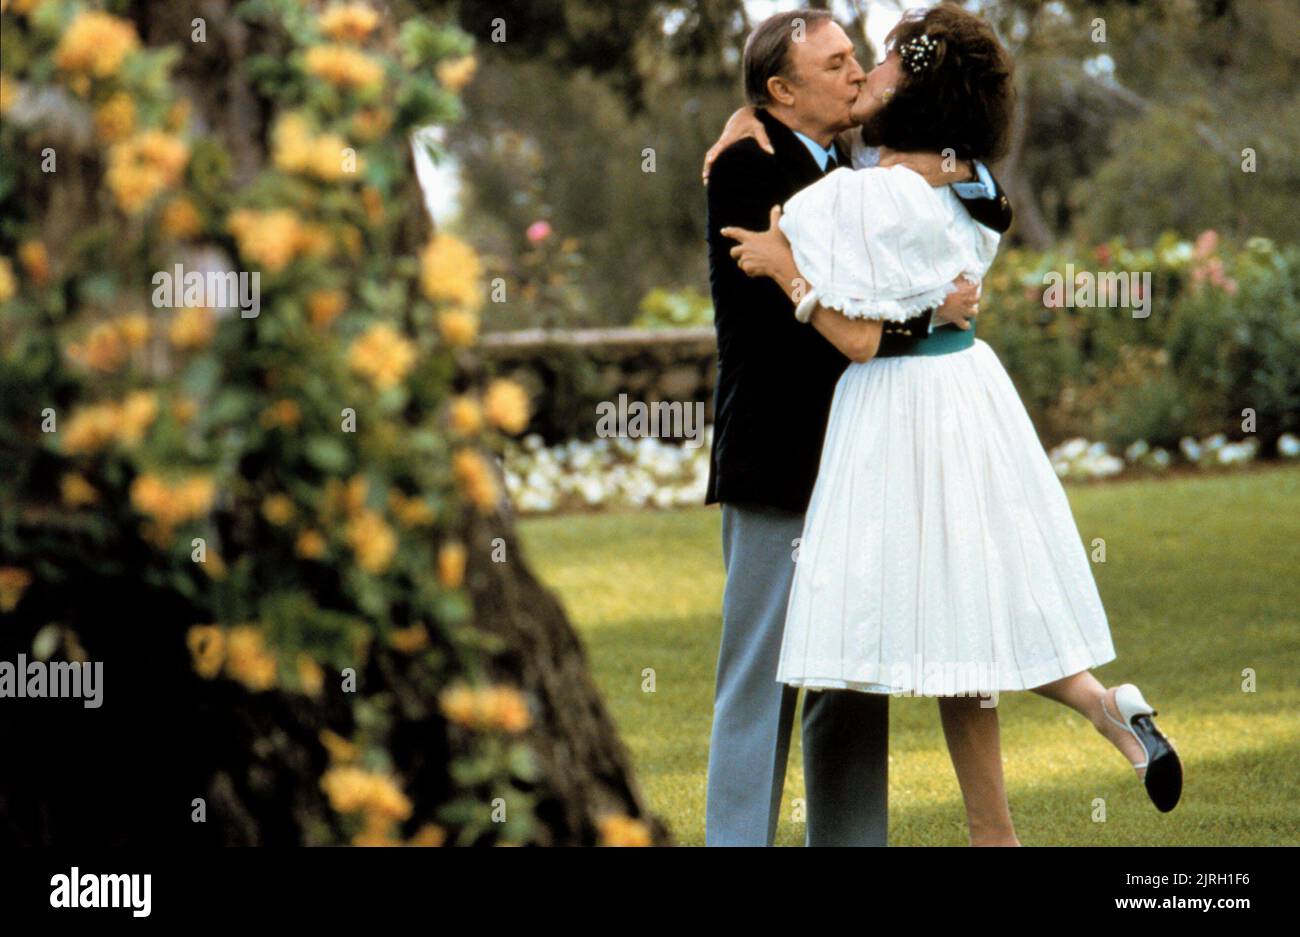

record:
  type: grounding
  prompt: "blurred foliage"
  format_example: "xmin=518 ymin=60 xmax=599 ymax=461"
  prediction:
xmin=0 ymin=0 xmax=547 ymax=846
xmin=417 ymin=0 xmax=1300 ymax=326
xmin=634 ymin=285 xmax=714 ymax=330
xmin=980 ymin=232 xmax=1300 ymax=450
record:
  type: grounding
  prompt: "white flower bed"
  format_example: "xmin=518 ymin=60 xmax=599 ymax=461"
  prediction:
xmin=504 ymin=430 xmax=712 ymax=514
xmin=1050 ymin=432 xmax=1297 ymax=481
xmin=503 ymin=429 xmax=1300 ymax=514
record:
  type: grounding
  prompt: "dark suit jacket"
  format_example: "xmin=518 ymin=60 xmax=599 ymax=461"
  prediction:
xmin=704 ymin=108 xmax=1013 ymax=513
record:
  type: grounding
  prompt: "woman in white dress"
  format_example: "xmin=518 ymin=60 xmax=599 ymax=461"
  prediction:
xmin=714 ymin=4 xmax=1181 ymax=844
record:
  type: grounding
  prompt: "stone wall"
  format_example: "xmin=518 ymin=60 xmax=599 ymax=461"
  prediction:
xmin=478 ymin=327 xmax=717 ymax=443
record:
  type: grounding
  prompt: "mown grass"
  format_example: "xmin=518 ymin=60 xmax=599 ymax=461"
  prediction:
xmin=519 ymin=465 xmax=1300 ymax=846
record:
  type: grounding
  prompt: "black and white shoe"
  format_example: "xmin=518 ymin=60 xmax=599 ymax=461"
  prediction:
xmin=1102 ymin=683 xmax=1183 ymax=813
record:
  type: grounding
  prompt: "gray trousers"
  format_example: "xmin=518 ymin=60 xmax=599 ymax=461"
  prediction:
xmin=705 ymin=502 xmax=888 ymax=846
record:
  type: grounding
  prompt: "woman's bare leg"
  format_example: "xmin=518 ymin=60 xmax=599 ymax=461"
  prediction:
xmin=937 ymin=695 xmax=1020 ymax=846
xmin=1031 ymin=671 xmax=1148 ymax=775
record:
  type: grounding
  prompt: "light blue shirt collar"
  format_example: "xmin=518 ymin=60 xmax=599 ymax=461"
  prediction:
xmin=791 ymin=130 xmax=839 ymax=171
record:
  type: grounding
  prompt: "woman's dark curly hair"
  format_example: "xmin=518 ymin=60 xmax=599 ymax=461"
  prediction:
xmin=869 ymin=3 xmax=1015 ymax=162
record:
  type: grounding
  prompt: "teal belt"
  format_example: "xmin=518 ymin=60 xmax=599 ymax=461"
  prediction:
xmin=875 ymin=321 xmax=976 ymax=358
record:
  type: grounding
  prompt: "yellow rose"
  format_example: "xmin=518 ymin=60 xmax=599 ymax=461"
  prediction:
xmin=319 ymin=3 xmax=381 ymax=43
xmin=597 ymin=814 xmax=654 ymax=847
xmin=0 ymin=567 xmax=33 ymax=613
xmin=304 ymin=44 xmax=383 ymax=89
xmin=186 ymin=625 xmax=226 ymax=679
xmin=437 ymin=541 xmax=466 ymax=588
xmin=60 ymin=473 xmax=99 ymax=508
xmin=168 ymin=306 xmax=216 ymax=350
xmin=297 ymin=653 xmax=324 ymax=697
xmin=94 ymin=92 xmax=135 ymax=142
xmin=452 ymin=448 xmax=499 ymax=513
xmin=18 ymin=240 xmax=49 ymax=285
xmin=54 ymin=11 xmax=139 ymax=80
xmin=160 ymin=197 xmax=202 ymax=239
xmin=348 ymin=322 xmax=416 ymax=391
xmin=295 ymin=529 xmax=328 ymax=559
xmin=307 ymin=288 xmax=347 ymax=329
xmin=420 ymin=234 xmax=483 ymax=311
xmin=448 ymin=395 xmax=483 ymax=435
xmin=225 ymin=625 xmax=278 ymax=691
xmin=436 ymin=55 xmax=477 ymax=92
xmin=388 ymin=622 xmax=429 ymax=654
xmin=0 ymin=257 xmax=14 ymax=302
xmin=438 ymin=309 xmax=479 ymax=348
xmin=261 ymin=493 xmax=295 ymax=526
xmin=345 ymin=509 xmax=396 ymax=573
xmin=483 ymin=379 xmax=530 ymax=434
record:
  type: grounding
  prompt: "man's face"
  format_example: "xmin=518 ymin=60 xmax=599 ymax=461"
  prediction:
xmin=781 ymin=21 xmax=867 ymax=134
xmin=851 ymin=48 xmax=904 ymax=126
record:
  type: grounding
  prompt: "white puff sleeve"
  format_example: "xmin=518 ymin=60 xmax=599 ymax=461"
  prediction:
xmin=778 ymin=163 xmax=999 ymax=323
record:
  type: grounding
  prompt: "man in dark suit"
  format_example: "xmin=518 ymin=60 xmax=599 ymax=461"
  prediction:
xmin=702 ymin=9 xmax=1014 ymax=846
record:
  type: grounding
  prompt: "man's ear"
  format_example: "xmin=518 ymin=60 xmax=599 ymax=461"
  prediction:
xmin=766 ymin=75 xmax=796 ymax=107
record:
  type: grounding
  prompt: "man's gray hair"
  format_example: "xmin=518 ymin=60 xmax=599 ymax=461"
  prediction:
xmin=743 ymin=9 xmax=835 ymax=107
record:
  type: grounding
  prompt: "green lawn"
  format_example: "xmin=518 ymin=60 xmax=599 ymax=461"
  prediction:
xmin=519 ymin=466 xmax=1300 ymax=846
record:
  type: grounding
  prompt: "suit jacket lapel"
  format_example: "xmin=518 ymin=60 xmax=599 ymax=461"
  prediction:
xmin=757 ymin=108 xmax=825 ymax=191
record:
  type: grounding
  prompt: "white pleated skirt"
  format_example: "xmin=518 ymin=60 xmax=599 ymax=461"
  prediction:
xmin=776 ymin=338 xmax=1117 ymax=696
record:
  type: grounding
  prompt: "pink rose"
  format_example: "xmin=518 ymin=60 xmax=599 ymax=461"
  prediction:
xmin=1193 ymin=229 xmax=1218 ymax=260
xmin=526 ymin=220 xmax=552 ymax=243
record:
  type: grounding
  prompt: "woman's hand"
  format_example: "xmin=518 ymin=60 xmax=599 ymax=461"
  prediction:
xmin=720 ymin=206 xmax=798 ymax=287
xmin=702 ymin=106 xmax=773 ymax=183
